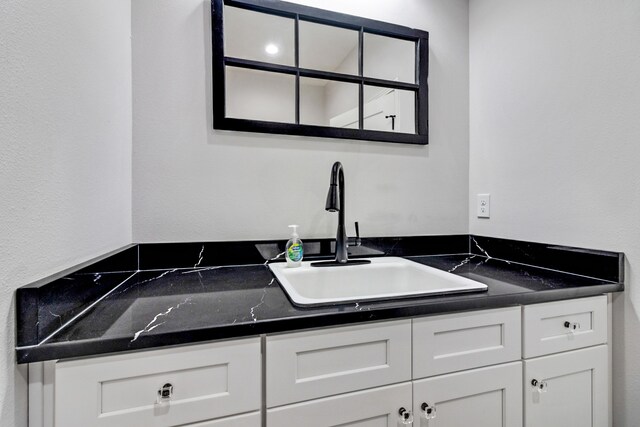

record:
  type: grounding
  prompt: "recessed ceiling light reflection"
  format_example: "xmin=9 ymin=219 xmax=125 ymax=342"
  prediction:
xmin=265 ymin=43 xmax=279 ymax=55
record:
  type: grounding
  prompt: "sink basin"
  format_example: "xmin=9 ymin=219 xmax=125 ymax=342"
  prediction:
xmin=268 ymin=257 xmax=487 ymax=306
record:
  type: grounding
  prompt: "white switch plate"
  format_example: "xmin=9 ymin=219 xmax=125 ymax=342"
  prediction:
xmin=477 ymin=194 xmax=490 ymax=218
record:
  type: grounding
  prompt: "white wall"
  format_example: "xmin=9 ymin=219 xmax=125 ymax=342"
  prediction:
xmin=132 ymin=0 xmax=470 ymax=242
xmin=0 ymin=1 xmax=132 ymax=425
xmin=469 ymin=0 xmax=640 ymax=424
xmin=3 ymin=1 xmax=638 ymax=424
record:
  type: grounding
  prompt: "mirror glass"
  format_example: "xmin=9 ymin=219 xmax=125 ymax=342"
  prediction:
xmin=214 ymin=0 xmax=428 ymax=144
xmin=223 ymin=6 xmax=295 ymax=66
xmin=363 ymin=33 xmax=415 ymax=83
xmin=300 ymin=78 xmax=359 ymax=128
xmin=299 ymin=21 xmax=359 ymax=75
xmin=363 ymin=85 xmax=415 ymax=134
xmin=225 ymin=67 xmax=295 ymax=123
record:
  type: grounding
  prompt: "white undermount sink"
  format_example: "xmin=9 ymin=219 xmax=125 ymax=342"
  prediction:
xmin=268 ymin=256 xmax=487 ymax=306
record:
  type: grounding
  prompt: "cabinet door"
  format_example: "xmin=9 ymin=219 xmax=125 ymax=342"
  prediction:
xmin=55 ymin=338 xmax=261 ymax=427
xmin=523 ymin=295 xmax=607 ymax=358
xmin=267 ymin=382 xmax=412 ymax=427
xmin=267 ymin=320 xmax=411 ymax=407
xmin=186 ymin=412 xmax=261 ymax=426
xmin=413 ymin=307 xmax=521 ymax=378
xmin=413 ymin=362 xmax=522 ymax=427
xmin=524 ymin=345 xmax=607 ymax=427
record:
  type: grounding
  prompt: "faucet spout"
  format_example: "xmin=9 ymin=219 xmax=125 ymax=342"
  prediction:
xmin=326 ymin=162 xmax=348 ymax=263
xmin=311 ymin=162 xmax=370 ymax=268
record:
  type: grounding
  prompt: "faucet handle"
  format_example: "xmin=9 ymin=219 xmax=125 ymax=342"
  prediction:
xmin=348 ymin=222 xmax=362 ymax=247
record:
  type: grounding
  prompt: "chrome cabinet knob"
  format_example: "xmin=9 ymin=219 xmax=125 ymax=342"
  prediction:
xmin=531 ymin=379 xmax=548 ymax=393
xmin=156 ymin=383 xmax=174 ymax=404
xmin=564 ymin=321 xmax=581 ymax=332
xmin=421 ymin=402 xmax=437 ymax=420
xmin=398 ymin=407 xmax=413 ymax=425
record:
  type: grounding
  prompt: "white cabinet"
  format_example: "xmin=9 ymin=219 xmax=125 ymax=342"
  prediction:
xmin=413 ymin=307 xmax=521 ymax=378
xmin=266 ymin=321 xmax=412 ymax=426
xmin=413 ymin=362 xmax=523 ymax=427
xmin=266 ymin=319 xmax=411 ymax=407
xmin=267 ymin=382 xmax=412 ymax=427
xmin=54 ymin=338 xmax=261 ymax=427
xmin=524 ymin=345 xmax=608 ymax=427
xmin=186 ymin=412 xmax=261 ymax=427
xmin=29 ymin=296 xmax=612 ymax=427
xmin=523 ymin=295 xmax=607 ymax=358
xmin=522 ymin=296 xmax=609 ymax=427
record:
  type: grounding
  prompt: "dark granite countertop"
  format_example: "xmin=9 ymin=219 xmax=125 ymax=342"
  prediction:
xmin=16 ymin=235 xmax=624 ymax=363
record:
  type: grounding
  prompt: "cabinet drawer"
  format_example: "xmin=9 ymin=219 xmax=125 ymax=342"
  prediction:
xmin=524 ymin=345 xmax=608 ymax=427
xmin=267 ymin=382 xmax=412 ymax=427
xmin=266 ymin=319 xmax=411 ymax=407
xmin=523 ymin=295 xmax=607 ymax=358
xmin=413 ymin=307 xmax=521 ymax=378
xmin=413 ymin=362 xmax=523 ymax=427
xmin=55 ymin=338 xmax=261 ymax=427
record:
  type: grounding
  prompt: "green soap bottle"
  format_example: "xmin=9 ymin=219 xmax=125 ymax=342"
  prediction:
xmin=285 ymin=225 xmax=303 ymax=267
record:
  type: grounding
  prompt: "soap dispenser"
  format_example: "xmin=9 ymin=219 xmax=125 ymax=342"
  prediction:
xmin=285 ymin=225 xmax=303 ymax=267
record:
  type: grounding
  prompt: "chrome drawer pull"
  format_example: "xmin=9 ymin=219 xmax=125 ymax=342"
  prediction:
xmin=156 ymin=383 xmax=174 ymax=404
xmin=564 ymin=321 xmax=581 ymax=333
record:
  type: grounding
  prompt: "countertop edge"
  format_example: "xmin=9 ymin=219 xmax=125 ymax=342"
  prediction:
xmin=17 ymin=281 xmax=622 ymax=364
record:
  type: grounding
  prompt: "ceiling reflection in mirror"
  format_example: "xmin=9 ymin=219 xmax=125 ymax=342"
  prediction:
xmin=299 ymin=21 xmax=359 ymax=75
xmin=363 ymin=33 xmax=416 ymax=83
xmin=223 ymin=5 xmax=295 ymax=66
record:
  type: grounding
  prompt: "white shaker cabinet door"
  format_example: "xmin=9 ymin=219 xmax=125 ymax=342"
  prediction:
xmin=267 ymin=382 xmax=412 ymax=427
xmin=524 ymin=345 xmax=608 ymax=427
xmin=266 ymin=320 xmax=411 ymax=407
xmin=412 ymin=362 xmax=523 ymax=427
xmin=185 ymin=412 xmax=261 ymax=427
xmin=523 ymin=295 xmax=607 ymax=358
xmin=55 ymin=338 xmax=261 ymax=427
xmin=413 ymin=306 xmax=521 ymax=378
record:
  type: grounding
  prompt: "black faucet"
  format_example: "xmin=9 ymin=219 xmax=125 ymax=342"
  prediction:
xmin=325 ymin=162 xmax=348 ymax=263
xmin=313 ymin=162 xmax=370 ymax=267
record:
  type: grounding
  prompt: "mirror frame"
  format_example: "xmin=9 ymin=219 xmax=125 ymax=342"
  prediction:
xmin=211 ymin=0 xmax=429 ymax=145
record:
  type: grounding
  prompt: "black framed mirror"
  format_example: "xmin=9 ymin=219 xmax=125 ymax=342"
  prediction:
xmin=211 ymin=0 xmax=429 ymax=145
